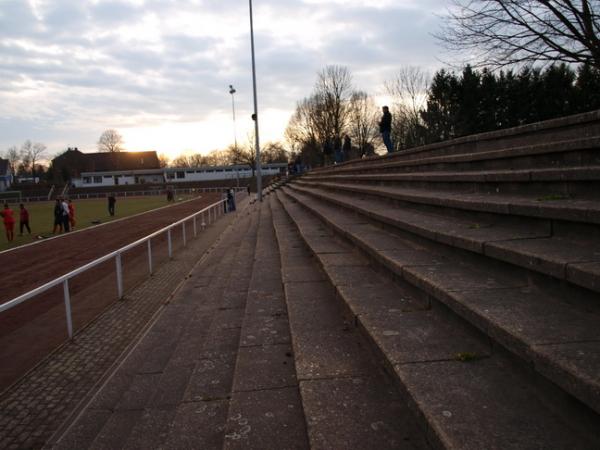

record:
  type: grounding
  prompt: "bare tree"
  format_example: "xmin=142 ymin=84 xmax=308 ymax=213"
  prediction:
xmin=437 ymin=0 xmax=600 ymax=69
xmin=348 ymin=91 xmax=379 ymax=157
xmin=4 ymin=146 xmax=20 ymax=175
xmin=385 ymin=67 xmax=431 ymax=149
xmin=158 ymin=153 xmax=170 ymax=168
xmin=97 ymin=129 xmax=124 ymax=152
xmin=19 ymin=140 xmax=33 ymax=176
xmin=29 ymin=142 xmax=47 ymax=177
xmin=171 ymin=155 xmax=192 ymax=168
xmin=261 ymin=141 xmax=289 ymax=163
xmin=314 ymin=65 xmax=353 ymax=141
xmin=204 ymin=149 xmax=231 ymax=166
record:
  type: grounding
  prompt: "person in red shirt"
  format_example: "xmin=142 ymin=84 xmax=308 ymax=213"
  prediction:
xmin=68 ymin=199 xmax=76 ymax=229
xmin=19 ymin=203 xmax=31 ymax=236
xmin=1 ymin=203 xmax=15 ymax=242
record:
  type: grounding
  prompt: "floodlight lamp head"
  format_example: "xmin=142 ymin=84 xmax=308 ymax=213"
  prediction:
xmin=229 ymin=85 xmax=236 ymax=94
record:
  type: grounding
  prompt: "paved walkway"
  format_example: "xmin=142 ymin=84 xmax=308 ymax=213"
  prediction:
xmin=0 ymin=201 xmax=246 ymax=450
xmin=47 ymin=197 xmax=427 ymax=450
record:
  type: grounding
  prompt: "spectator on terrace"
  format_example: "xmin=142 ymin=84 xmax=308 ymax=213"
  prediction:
xmin=1 ymin=203 xmax=15 ymax=242
xmin=227 ymin=189 xmax=236 ymax=212
xmin=333 ymin=135 xmax=343 ymax=164
xmin=108 ymin=195 xmax=116 ymax=216
xmin=19 ymin=204 xmax=31 ymax=236
xmin=379 ymin=106 xmax=394 ymax=153
xmin=342 ymin=134 xmax=352 ymax=160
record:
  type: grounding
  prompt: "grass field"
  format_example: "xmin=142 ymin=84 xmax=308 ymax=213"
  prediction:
xmin=0 ymin=195 xmax=197 ymax=252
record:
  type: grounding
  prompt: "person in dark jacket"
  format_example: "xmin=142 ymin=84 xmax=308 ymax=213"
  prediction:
xmin=342 ymin=134 xmax=352 ymax=160
xmin=52 ymin=199 xmax=63 ymax=234
xmin=108 ymin=195 xmax=116 ymax=216
xmin=379 ymin=106 xmax=394 ymax=153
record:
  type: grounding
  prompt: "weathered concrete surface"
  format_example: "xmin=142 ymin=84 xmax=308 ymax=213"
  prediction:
xmin=271 ymin=194 xmax=430 ymax=450
xmin=0 ymin=203 xmax=244 ymax=450
xmin=277 ymin=186 xmax=599 ymax=449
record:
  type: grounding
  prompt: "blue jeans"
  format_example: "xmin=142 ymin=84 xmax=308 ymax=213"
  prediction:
xmin=382 ymin=131 xmax=393 ymax=153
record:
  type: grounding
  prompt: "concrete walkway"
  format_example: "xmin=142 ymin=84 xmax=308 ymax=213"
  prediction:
xmin=0 ymin=201 xmax=244 ymax=450
xmin=48 ymin=198 xmax=428 ymax=450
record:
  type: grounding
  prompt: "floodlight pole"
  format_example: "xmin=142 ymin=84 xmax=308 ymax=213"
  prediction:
xmin=229 ymin=85 xmax=238 ymax=151
xmin=249 ymin=0 xmax=262 ymax=202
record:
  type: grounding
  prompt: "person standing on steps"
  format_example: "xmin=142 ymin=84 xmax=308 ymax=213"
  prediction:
xmin=108 ymin=195 xmax=116 ymax=216
xmin=379 ymin=105 xmax=394 ymax=153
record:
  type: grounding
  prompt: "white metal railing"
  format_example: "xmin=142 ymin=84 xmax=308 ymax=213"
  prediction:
xmin=0 ymin=190 xmax=245 ymax=339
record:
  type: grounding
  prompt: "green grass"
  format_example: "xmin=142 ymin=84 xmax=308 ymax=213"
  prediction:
xmin=0 ymin=195 xmax=196 ymax=252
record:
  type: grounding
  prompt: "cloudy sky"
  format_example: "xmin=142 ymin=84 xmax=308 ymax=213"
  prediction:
xmin=0 ymin=0 xmax=448 ymax=161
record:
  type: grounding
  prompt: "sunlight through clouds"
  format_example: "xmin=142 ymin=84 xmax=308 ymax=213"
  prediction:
xmin=0 ymin=0 xmax=445 ymax=159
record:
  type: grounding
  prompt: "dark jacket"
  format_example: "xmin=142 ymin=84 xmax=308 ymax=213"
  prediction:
xmin=379 ymin=111 xmax=392 ymax=133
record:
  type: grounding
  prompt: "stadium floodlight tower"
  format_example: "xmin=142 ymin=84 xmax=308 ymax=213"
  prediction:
xmin=229 ymin=84 xmax=238 ymax=151
xmin=248 ymin=0 xmax=262 ymax=202
xmin=229 ymin=84 xmax=240 ymax=188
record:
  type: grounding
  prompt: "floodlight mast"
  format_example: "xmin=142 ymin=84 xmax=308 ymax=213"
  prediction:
xmin=249 ymin=0 xmax=262 ymax=202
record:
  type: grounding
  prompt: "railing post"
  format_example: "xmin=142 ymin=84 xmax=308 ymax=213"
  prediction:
xmin=116 ymin=253 xmax=124 ymax=300
xmin=182 ymin=222 xmax=187 ymax=247
xmin=193 ymin=216 xmax=197 ymax=237
xmin=168 ymin=229 xmax=173 ymax=259
xmin=63 ymin=279 xmax=73 ymax=339
xmin=147 ymin=239 xmax=153 ymax=275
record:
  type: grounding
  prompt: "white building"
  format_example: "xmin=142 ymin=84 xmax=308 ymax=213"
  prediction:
xmin=74 ymin=164 xmax=286 ymax=188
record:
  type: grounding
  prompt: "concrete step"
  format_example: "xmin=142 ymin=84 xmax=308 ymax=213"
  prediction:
xmin=304 ymin=166 xmax=600 ymax=197
xmin=272 ymin=189 xmax=599 ymax=449
xmin=312 ymin=136 xmax=600 ymax=176
xmin=298 ymin=179 xmax=600 ymax=225
xmin=312 ymin=110 xmax=600 ymax=172
xmin=292 ymin=182 xmax=600 ymax=294
xmin=268 ymin=195 xmax=432 ymax=450
xmin=51 ymin=209 xmax=260 ymax=450
xmin=279 ymin=185 xmax=600 ymax=420
xmin=223 ymin=201 xmax=309 ymax=450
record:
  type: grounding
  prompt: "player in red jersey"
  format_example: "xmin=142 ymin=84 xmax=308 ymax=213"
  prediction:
xmin=1 ymin=203 xmax=15 ymax=242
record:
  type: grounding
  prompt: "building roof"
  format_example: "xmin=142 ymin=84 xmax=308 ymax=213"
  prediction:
xmin=84 ymin=151 xmax=160 ymax=172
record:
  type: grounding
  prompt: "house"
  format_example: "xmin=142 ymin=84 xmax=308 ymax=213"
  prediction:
xmin=50 ymin=149 xmax=160 ymax=183
xmin=0 ymin=158 xmax=12 ymax=192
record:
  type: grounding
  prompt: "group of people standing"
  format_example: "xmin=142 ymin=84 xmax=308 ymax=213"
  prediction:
xmin=1 ymin=203 xmax=31 ymax=242
xmin=53 ymin=198 xmax=76 ymax=234
xmin=320 ymin=105 xmax=394 ymax=166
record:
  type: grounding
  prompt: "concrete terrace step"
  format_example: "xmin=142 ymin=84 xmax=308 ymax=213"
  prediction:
xmin=298 ymin=179 xmax=600 ymax=225
xmin=273 ymin=189 xmax=599 ymax=449
xmin=303 ymin=166 xmax=600 ymax=197
xmin=312 ymin=136 xmax=600 ymax=176
xmin=279 ymin=185 xmax=600 ymax=420
xmin=223 ymin=199 xmax=308 ymax=450
xmin=269 ymin=195 xmax=431 ymax=450
xmin=292 ymin=182 xmax=600 ymax=294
